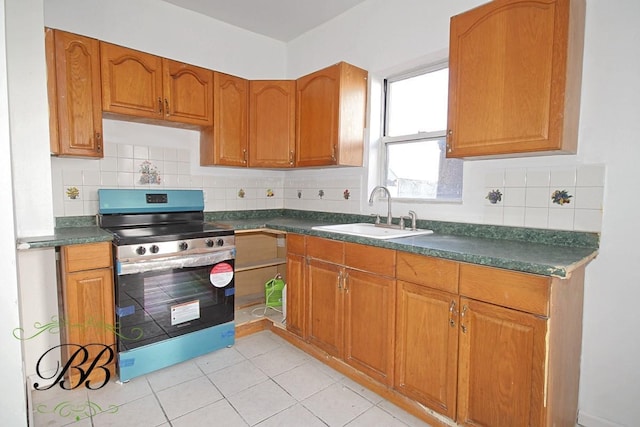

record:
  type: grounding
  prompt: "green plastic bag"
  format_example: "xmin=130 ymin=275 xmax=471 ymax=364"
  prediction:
xmin=265 ymin=274 xmax=285 ymax=308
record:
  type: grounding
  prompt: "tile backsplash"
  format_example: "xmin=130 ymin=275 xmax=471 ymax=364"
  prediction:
xmin=483 ymin=164 xmax=605 ymax=232
xmin=51 ymin=142 xmax=285 ymax=217
xmin=51 ymin=141 xmax=605 ymax=233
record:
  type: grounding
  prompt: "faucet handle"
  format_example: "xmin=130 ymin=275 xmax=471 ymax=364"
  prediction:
xmin=408 ymin=210 xmax=417 ymax=230
xmin=370 ymin=214 xmax=381 ymax=224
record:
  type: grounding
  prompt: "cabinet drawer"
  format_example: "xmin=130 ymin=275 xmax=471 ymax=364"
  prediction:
xmin=459 ymin=263 xmax=550 ymax=316
xmin=306 ymin=236 xmax=344 ymax=265
xmin=62 ymin=242 xmax=112 ymax=272
xmin=396 ymin=252 xmax=459 ymax=294
xmin=345 ymin=243 xmax=395 ymax=277
xmin=287 ymin=233 xmax=305 ymax=255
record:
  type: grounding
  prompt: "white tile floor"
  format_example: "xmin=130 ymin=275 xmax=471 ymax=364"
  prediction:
xmin=31 ymin=330 xmax=433 ymax=427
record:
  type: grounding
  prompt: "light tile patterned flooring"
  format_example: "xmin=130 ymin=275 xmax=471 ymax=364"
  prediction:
xmin=31 ymin=330 xmax=433 ymax=427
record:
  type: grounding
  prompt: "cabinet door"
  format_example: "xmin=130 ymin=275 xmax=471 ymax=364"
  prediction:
xmin=343 ymin=269 xmax=395 ymax=385
xmin=63 ymin=268 xmax=115 ymax=388
xmin=249 ymin=80 xmax=296 ymax=167
xmin=395 ymin=281 xmax=458 ymax=419
xmin=457 ymin=297 xmax=547 ymax=427
xmin=306 ymin=258 xmax=343 ymax=357
xmin=49 ymin=29 xmax=103 ymax=157
xmin=285 ymin=252 xmax=306 ymax=338
xmin=447 ymin=0 xmax=585 ymax=158
xmin=163 ymin=59 xmax=213 ymax=127
xmin=101 ymin=42 xmax=164 ymax=119
xmin=201 ymin=72 xmax=249 ymax=166
xmin=295 ymin=64 xmax=340 ymax=167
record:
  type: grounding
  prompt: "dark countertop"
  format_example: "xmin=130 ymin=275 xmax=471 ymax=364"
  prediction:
xmin=17 ymin=210 xmax=599 ymax=278
xmin=16 ymin=226 xmax=113 ymax=250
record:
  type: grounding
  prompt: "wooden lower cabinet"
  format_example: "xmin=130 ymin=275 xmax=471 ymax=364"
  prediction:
xmin=285 ymin=234 xmax=306 ymax=338
xmin=307 ymin=258 xmax=344 ymax=357
xmin=290 ymin=239 xmax=586 ymax=427
xmin=304 ymin=237 xmax=396 ymax=385
xmin=343 ymin=268 xmax=395 ymax=385
xmin=457 ymin=297 xmax=547 ymax=427
xmin=59 ymin=242 xmax=115 ymax=388
xmin=395 ymin=281 xmax=458 ymax=419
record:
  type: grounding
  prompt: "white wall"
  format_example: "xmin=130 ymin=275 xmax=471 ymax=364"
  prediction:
xmin=44 ymin=0 xmax=287 ymax=79
xmin=0 ymin=0 xmax=28 ymax=424
xmin=6 ymin=0 xmax=53 ymax=237
xmin=5 ymin=0 xmax=639 ymax=425
xmin=285 ymin=1 xmax=640 ymax=426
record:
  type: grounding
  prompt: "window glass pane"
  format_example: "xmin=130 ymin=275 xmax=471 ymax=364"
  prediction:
xmin=386 ymin=67 xmax=448 ymax=137
xmin=386 ymin=138 xmax=462 ymax=200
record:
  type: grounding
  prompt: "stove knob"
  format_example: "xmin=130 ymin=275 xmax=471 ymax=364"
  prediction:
xmin=150 ymin=245 xmax=160 ymax=254
xmin=216 ymin=238 xmax=225 ymax=247
xmin=136 ymin=246 xmax=146 ymax=255
xmin=179 ymin=242 xmax=189 ymax=251
xmin=205 ymin=239 xmax=215 ymax=248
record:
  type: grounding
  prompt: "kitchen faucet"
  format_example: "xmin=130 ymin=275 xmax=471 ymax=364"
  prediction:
xmin=368 ymin=186 xmax=393 ymax=226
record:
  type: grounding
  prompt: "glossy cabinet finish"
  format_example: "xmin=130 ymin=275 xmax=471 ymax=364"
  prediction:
xmin=296 ymin=62 xmax=367 ymax=167
xmin=46 ymin=29 xmax=103 ymax=158
xmin=395 ymin=254 xmax=460 ymax=419
xmin=101 ymin=42 xmax=163 ymax=119
xmin=200 ymin=72 xmax=249 ymax=166
xmin=291 ymin=239 xmax=586 ymax=426
xmin=456 ymin=263 xmax=585 ymax=426
xmin=343 ymin=266 xmax=395 ymax=385
xmin=447 ymin=0 xmax=586 ymax=158
xmin=285 ymin=234 xmax=306 ymax=338
xmin=162 ymin=59 xmax=214 ymax=126
xmin=305 ymin=237 xmax=396 ymax=385
xmin=249 ymin=80 xmax=296 ymax=167
xmin=47 ymin=31 xmax=368 ymax=168
xmin=59 ymin=242 xmax=115 ymax=388
xmin=457 ymin=297 xmax=546 ymax=427
xmin=101 ymin=42 xmax=213 ymax=127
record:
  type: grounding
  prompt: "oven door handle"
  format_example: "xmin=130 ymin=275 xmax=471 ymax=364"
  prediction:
xmin=116 ymin=249 xmax=235 ymax=276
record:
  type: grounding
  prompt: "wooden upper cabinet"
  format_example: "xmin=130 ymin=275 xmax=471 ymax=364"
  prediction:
xmin=447 ymin=0 xmax=586 ymax=158
xmin=249 ymin=80 xmax=296 ymax=168
xmin=46 ymin=29 xmax=103 ymax=158
xmin=296 ymin=62 xmax=367 ymax=167
xmin=200 ymin=72 xmax=249 ymax=166
xmin=162 ymin=59 xmax=213 ymax=126
xmin=101 ymin=42 xmax=163 ymax=119
xmin=101 ymin=43 xmax=212 ymax=127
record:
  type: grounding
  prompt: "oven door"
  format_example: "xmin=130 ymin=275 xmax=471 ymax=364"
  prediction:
xmin=115 ymin=250 xmax=235 ymax=351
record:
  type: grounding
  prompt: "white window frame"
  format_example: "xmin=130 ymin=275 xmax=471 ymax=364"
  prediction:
xmin=380 ymin=60 xmax=462 ymax=202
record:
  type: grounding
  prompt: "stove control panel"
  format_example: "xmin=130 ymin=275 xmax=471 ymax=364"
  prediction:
xmin=116 ymin=235 xmax=235 ymax=260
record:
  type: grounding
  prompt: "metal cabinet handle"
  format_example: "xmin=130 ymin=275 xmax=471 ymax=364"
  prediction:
xmin=164 ymin=99 xmax=170 ymax=116
xmin=157 ymin=97 xmax=163 ymax=114
xmin=289 ymin=150 xmax=294 ymax=165
xmin=343 ymin=272 xmax=349 ymax=293
xmin=242 ymin=149 xmax=248 ymax=164
xmin=331 ymin=145 xmax=337 ymax=162
xmin=449 ymin=300 xmax=457 ymax=328
xmin=460 ymin=304 xmax=468 ymax=333
xmin=337 ymin=270 xmax=343 ymax=289
xmin=95 ymin=132 xmax=102 ymax=152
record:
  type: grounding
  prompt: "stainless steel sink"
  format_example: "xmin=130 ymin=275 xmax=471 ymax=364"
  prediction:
xmin=312 ymin=223 xmax=433 ymax=240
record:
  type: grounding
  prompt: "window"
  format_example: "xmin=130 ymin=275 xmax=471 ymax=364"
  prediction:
xmin=383 ymin=62 xmax=462 ymax=200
